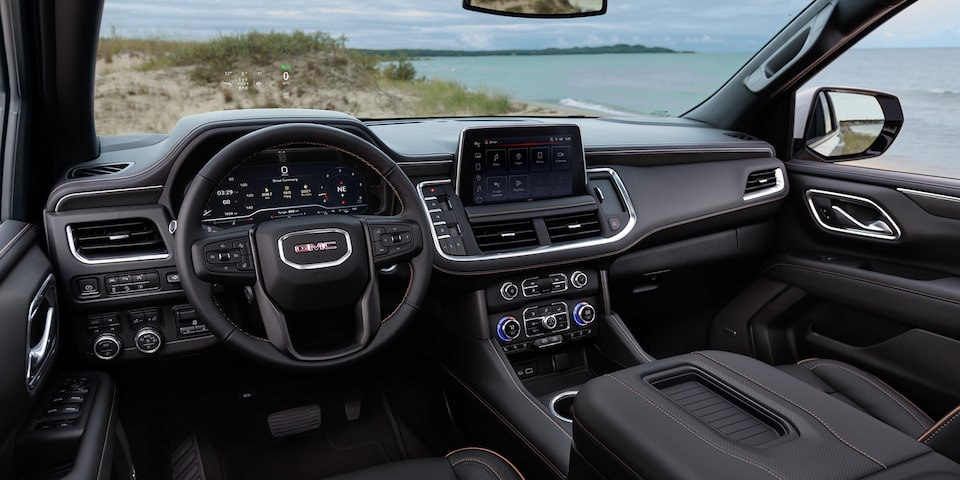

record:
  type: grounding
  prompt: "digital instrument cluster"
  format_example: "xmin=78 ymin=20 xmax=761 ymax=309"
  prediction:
xmin=202 ymin=147 xmax=375 ymax=229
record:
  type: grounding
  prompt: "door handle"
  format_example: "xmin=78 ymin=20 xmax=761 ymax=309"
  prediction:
xmin=830 ymin=205 xmax=894 ymax=235
xmin=26 ymin=274 xmax=57 ymax=390
xmin=805 ymin=189 xmax=901 ymax=240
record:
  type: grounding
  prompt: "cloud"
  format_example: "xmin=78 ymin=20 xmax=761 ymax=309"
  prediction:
xmin=100 ymin=0 xmax=960 ymax=52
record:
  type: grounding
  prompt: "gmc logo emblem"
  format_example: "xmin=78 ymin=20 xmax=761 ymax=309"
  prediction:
xmin=294 ymin=241 xmax=338 ymax=253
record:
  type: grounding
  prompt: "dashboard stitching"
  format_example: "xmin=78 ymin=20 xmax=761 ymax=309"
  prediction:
xmin=765 ymin=263 xmax=960 ymax=307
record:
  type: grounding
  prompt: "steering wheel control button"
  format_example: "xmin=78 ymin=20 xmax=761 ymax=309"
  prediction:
xmin=497 ymin=316 xmax=522 ymax=342
xmin=93 ymin=333 xmax=122 ymax=360
xmin=570 ymin=271 xmax=588 ymax=289
xmin=500 ymin=282 xmax=519 ymax=301
xmin=573 ymin=302 xmax=597 ymax=326
xmin=134 ymin=327 xmax=163 ymax=354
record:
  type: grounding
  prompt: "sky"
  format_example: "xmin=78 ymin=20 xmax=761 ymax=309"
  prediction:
xmin=101 ymin=0 xmax=960 ymax=53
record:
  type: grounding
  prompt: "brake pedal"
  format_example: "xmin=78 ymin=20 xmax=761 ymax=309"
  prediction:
xmin=267 ymin=404 xmax=322 ymax=438
xmin=171 ymin=434 xmax=206 ymax=480
xmin=344 ymin=392 xmax=362 ymax=421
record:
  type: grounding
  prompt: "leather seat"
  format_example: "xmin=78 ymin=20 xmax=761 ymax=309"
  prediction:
xmin=779 ymin=357 xmax=960 ymax=463
xmin=323 ymin=447 xmax=524 ymax=480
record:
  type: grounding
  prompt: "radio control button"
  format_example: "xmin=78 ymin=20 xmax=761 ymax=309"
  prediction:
xmin=541 ymin=314 xmax=558 ymax=330
xmin=500 ymin=282 xmax=519 ymax=301
xmin=571 ymin=271 xmax=588 ymax=289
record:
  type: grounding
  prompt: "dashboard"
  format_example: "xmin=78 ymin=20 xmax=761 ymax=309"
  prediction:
xmin=42 ymin=110 xmax=788 ymax=364
xmin=201 ymin=146 xmax=384 ymax=231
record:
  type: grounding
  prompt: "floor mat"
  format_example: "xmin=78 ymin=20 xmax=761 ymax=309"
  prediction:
xmin=220 ymin=430 xmax=391 ymax=480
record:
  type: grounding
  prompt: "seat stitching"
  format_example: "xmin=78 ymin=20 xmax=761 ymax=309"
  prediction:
xmin=445 ymin=447 xmax=526 ymax=480
xmin=805 ymin=361 xmax=931 ymax=428
xmin=697 ymin=352 xmax=887 ymax=469
xmin=604 ymin=374 xmax=784 ymax=480
xmin=451 ymin=458 xmax=504 ymax=480
xmin=572 ymin=413 xmax=646 ymax=480
xmin=920 ymin=408 xmax=960 ymax=444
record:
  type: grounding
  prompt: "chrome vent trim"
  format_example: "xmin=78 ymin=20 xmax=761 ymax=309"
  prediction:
xmin=743 ymin=167 xmax=785 ymax=201
xmin=546 ymin=211 xmax=601 ymax=244
xmin=472 ymin=219 xmax=538 ymax=252
xmin=67 ymin=218 xmax=170 ymax=265
xmin=417 ymin=167 xmax=636 ymax=264
xmin=67 ymin=162 xmax=133 ymax=178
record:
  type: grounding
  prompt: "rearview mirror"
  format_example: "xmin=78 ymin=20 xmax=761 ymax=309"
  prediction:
xmin=463 ymin=0 xmax=606 ymax=18
xmin=794 ymin=87 xmax=903 ymax=162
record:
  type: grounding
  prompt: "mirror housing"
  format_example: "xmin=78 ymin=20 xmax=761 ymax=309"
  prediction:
xmin=793 ymin=86 xmax=903 ymax=162
xmin=463 ymin=0 xmax=606 ymax=18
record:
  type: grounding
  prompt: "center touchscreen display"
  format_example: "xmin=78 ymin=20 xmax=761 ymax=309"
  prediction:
xmin=457 ymin=125 xmax=586 ymax=206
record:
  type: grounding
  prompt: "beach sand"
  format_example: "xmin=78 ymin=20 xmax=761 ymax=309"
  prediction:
xmin=94 ymin=53 xmax=589 ymax=136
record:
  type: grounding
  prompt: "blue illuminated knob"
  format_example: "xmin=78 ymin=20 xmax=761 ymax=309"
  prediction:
xmin=497 ymin=316 xmax=521 ymax=342
xmin=573 ymin=302 xmax=596 ymax=326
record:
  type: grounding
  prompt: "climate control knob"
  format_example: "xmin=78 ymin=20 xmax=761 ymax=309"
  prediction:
xmin=541 ymin=314 xmax=559 ymax=330
xmin=134 ymin=327 xmax=163 ymax=354
xmin=496 ymin=316 xmax=521 ymax=342
xmin=93 ymin=333 xmax=122 ymax=360
xmin=570 ymin=271 xmax=588 ymax=289
xmin=573 ymin=302 xmax=596 ymax=326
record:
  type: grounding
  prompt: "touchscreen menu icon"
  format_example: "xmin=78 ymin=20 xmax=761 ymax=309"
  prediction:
xmin=487 ymin=149 xmax=507 ymax=174
xmin=508 ymin=148 xmax=529 ymax=172
xmin=531 ymin=147 xmax=550 ymax=171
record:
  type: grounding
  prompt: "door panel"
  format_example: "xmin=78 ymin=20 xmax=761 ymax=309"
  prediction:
xmin=0 ymin=222 xmax=55 ymax=476
xmin=752 ymin=164 xmax=960 ymax=417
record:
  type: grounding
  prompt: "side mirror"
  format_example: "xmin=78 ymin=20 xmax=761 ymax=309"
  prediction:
xmin=793 ymin=87 xmax=904 ymax=162
xmin=463 ymin=0 xmax=606 ymax=18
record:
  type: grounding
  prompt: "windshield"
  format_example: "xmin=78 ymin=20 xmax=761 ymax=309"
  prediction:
xmin=95 ymin=0 xmax=811 ymax=135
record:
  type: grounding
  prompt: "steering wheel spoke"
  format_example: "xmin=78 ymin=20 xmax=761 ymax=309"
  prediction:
xmin=191 ymin=230 xmax=257 ymax=285
xmin=362 ymin=216 xmax=424 ymax=268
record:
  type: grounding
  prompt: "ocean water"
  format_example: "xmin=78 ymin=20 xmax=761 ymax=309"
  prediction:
xmin=412 ymin=48 xmax=960 ymax=177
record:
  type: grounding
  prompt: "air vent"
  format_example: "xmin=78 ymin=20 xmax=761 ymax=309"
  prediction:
xmin=724 ymin=131 xmax=759 ymax=141
xmin=546 ymin=211 xmax=602 ymax=244
xmin=743 ymin=168 xmax=784 ymax=201
xmin=67 ymin=163 xmax=132 ymax=178
xmin=472 ymin=220 xmax=538 ymax=252
xmin=68 ymin=218 xmax=169 ymax=264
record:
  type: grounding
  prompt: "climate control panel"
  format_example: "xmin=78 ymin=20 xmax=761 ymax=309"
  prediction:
xmin=488 ymin=268 xmax=601 ymax=355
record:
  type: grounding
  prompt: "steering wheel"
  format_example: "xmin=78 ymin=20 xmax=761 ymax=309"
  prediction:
xmin=174 ymin=123 xmax=433 ymax=370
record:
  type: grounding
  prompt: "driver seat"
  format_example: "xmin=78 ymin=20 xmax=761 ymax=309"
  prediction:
xmin=324 ymin=447 xmax=524 ymax=480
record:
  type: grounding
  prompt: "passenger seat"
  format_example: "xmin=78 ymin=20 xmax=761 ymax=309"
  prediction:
xmin=779 ymin=358 xmax=959 ymax=463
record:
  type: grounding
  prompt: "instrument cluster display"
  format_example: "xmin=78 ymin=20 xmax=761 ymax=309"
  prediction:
xmin=202 ymin=147 xmax=375 ymax=229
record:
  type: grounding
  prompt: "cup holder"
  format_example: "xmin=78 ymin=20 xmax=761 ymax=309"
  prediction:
xmin=549 ymin=390 xmax=578 ymax=423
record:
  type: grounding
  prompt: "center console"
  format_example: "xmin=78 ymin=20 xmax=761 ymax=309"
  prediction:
xmin=569 ymin=351 xmax=960 ymax=480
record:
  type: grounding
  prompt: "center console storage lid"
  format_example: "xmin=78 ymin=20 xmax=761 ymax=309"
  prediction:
xmin=571 ymin=351 xmax=960 ymax=480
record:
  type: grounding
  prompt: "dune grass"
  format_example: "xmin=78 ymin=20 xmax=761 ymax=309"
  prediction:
xmin=380 ymin=78 xmax=511 ymax=116
xmin=98 ymin=31 xmax=511 ymax=116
